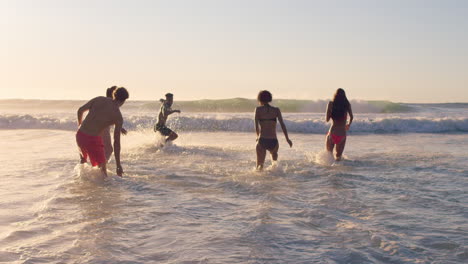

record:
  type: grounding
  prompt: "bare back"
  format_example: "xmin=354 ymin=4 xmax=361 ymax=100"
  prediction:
xmin=157 ymin=103 xmax=170 ymax=126
xmin=255 ymin=105 xmax=281 ymax=138
xmin=79 ymin=97 xmax=123 ymax=136
xmin=326 ymin=101 xmax=353 ymax=136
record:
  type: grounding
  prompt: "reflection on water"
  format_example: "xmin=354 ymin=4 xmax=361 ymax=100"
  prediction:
xmin=67 ymin=167 xmax=125 ymax=262
xmin=0 ymin=131 xmax=467 ymax=263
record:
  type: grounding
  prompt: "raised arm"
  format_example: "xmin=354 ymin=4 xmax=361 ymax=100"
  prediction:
xmin=277 ymin=109 xmax=292 ymax=147
xmin=113 ymin=114 xmax=124 ymax=176
xmin=77 ymin=98 xmax=95 ymax=125
xmin=326 ymin=101 xmax=332 ymax=122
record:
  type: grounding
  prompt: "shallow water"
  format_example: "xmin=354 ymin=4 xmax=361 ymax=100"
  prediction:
xmin=0 ymin=129 xmax=466 ymax=263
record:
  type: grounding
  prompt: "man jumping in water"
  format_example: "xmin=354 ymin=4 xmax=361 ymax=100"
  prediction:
xmin=154 ymin=93 xmax=180 ymax=143
xmin=76 ymin=87 xmax=129 ymax=177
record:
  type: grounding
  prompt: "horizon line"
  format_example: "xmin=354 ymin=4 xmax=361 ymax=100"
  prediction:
xmin=0 ymin=97 xmax=467 ymax=104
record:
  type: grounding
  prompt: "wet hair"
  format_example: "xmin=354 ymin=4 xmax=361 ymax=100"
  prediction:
xmin=106 ymin=86 xmax=118 ymax=98
xmin=257 ymin=90 xmax=272 ymax=104
xmin=331 ymin=88 xmax=350 ymax=119
xmin=113 ymin=87 xmax=129 ymax=102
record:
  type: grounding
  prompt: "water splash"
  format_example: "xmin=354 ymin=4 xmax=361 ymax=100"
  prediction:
xmin=313 ymin=150 xmax=336 ymax=166
xmin=74 ymin=163 xmax=109 ymax=184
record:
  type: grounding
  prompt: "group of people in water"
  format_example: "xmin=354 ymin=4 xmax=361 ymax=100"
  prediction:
xmin=75 ymin=87 xmax=353 ymax=177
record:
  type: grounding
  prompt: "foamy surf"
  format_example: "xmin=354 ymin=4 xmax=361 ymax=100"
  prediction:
xmin=1 ymin=123 xmax=467 ymax=263
xmin=74 ymin=163 xmax=114 ymax=183
xmin=312 ymin=150 xmax=336 ymax=166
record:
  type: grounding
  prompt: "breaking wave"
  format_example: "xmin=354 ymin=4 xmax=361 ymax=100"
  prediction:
xmin=1 ymin=114 xmax=467 ymax=134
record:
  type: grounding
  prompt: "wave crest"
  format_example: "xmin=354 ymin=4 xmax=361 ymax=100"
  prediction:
xmin=1 ymin=114 xmax=467 ymax=134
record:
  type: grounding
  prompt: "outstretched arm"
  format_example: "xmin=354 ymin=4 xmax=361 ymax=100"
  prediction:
xmin=277 ymin=109 xmax=292 ymax=147
xmin=113 ymin=115 xmax=124 ymax=176
xmin=77 ymin=98 xmax=95 ymax=125
xmin=167 ymin=109 xmax=181 ymax=115
xmin=163 ymin=105 xmax=181 ymax=117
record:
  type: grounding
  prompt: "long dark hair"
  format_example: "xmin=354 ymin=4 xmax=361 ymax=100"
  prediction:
xmin=331 ymin=88 xmax=350 ymax=119
xmin=106 ymin=86 xmax=118 ymax=98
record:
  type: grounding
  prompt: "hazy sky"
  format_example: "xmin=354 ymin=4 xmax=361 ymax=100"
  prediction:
xmin=2 ymin=0 xmax=467 ymax=102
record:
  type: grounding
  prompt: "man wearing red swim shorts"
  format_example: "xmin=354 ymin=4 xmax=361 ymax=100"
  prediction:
xmin=76 ymin=87 xmax=129 ymax=177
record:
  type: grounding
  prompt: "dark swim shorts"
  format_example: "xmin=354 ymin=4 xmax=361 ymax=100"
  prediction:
xmin=258 ymin=137 xmax=278 ymax=151
xmin=154 ymin=124 xmax=173 ymax=136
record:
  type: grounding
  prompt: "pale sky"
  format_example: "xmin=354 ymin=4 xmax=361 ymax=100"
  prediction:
xmin=1 ymin=0 xmax=467 ymax=102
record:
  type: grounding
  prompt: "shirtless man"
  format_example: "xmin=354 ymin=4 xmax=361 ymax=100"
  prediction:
xmin=76 ymin=87 xmax=129 ymax=177
xmin=154 ymin=93 xmax=180 ymax=143
xmin=102 ymin=86 xmax=127 ymax=161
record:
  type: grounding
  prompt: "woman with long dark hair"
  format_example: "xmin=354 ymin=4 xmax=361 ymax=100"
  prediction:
xmin=254 ymin=90 xmax=293 ymax=170
xmin=326 ymin=88 xmax=353 ymax=160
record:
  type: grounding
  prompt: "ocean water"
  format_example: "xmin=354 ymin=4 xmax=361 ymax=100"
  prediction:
xmin=0 ymin=100 xmax=467 ymax=263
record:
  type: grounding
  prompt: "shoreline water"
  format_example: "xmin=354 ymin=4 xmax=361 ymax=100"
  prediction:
xmin=0 ymin=98 xmax=467 ymax=263
xmin=1 ymin=129 xmax=467 ymax=263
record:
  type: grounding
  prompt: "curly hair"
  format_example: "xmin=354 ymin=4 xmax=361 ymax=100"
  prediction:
xmin=114 ymin=87 xmax=129 ymax=102
xmin=257 ymin=90 xmax=272 ymax=104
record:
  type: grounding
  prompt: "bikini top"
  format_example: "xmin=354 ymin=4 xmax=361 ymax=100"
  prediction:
xmin=259 ymin=104 xmax=277 ymax=122
xmin=259 ymin=117 xmax=277 ymax=122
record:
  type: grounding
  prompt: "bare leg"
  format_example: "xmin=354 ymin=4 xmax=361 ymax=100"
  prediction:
xmin=79 ymin=154 xmax=87 ymax=164
xmin=102 ymin=131 xmax=113 ymax=161
xmin=256 ymin=143 xmax=267 ymax=170
xmin=270 ymin=143 xmax=279 ymax=162
xmin=99 ymin=162 xmax=108 ymax=178
xmin=326 ymin=134 xmax=335 ymax=153
xmin=335 ymin=137 xmax=347 ymax=161
xmin=166 ymin=132 xmax=178 ymax=143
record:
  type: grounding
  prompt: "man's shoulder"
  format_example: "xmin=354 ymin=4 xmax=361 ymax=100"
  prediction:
xmin=85 ymin=96 xmax=107 ymax=108
xmin=89 ymin=96 xmax=111 ymax=105
xmin=92 ymin=96 xmax=108 ymax=101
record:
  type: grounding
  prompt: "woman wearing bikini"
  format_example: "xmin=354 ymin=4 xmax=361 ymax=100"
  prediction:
xmin=326 ymin=88 xmax=354 ymax=161
xmin=254 ymin=90 xmax=293 ymax=170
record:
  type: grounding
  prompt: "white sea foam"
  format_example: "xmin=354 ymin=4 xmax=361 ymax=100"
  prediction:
xmin=312 ymin=150 xmax=336 ymax=166
xmin=1 ymin=113 xmax=467 ymax=133
xmin=1 ymin=109 xmax=467 ymax=263
xmin=74 ymin=163 xmax=109 ymax=183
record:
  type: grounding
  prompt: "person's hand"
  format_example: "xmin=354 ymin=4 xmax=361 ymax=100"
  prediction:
xmin=121 ymin=128 xmax=128 ymax=135
xmin=116 ymin=165 xmax=123 ymax=177
xmin=346 ymin=124 xmax=350 ymax=131
xmin=287 ymin=138 xmax=293 ymax=148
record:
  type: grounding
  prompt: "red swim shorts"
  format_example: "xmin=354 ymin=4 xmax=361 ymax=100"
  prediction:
xmin=76 ymin=130 xmax=106 ymax=166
